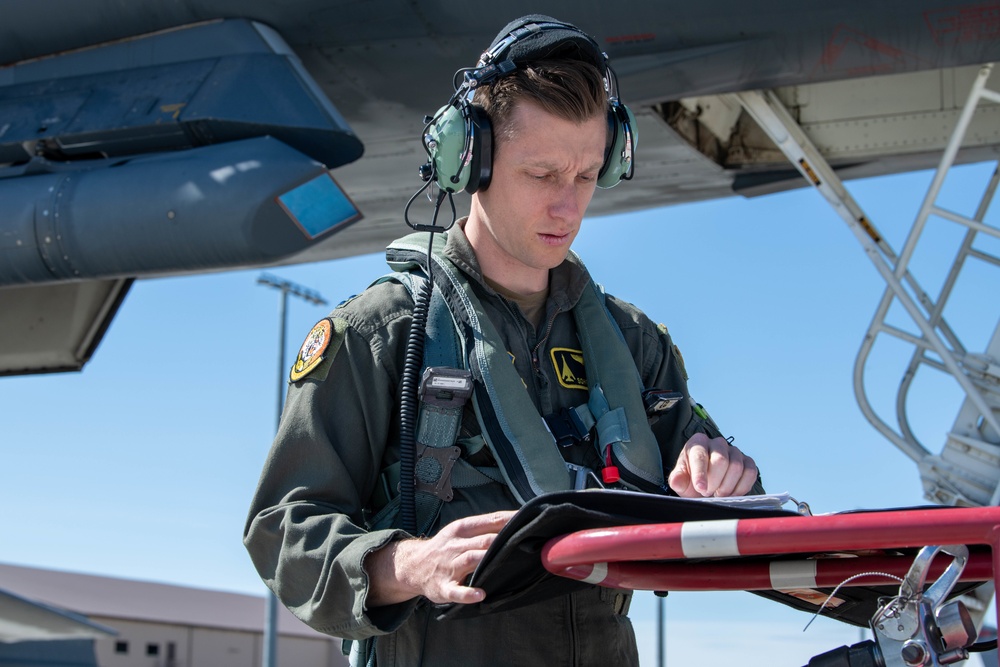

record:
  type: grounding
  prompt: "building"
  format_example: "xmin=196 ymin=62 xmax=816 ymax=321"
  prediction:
xmin=0 ymin=563 xmax=347 ymax=667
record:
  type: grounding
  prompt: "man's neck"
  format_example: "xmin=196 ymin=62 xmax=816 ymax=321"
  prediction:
xmin=483 ymin=276 xmax=548 ymax=329
xmin=480 ymin=259 xmax=549 ymax=295
xmin=462 ymin=219 xmax=550 ymax=295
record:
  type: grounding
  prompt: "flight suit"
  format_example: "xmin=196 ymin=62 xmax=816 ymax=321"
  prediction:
xmin=243 ymin=220 xmax=749 ymax=666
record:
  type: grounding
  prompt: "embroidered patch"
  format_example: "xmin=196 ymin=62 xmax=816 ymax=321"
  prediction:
xmin=290 ymin=318 xmax=333 ymax=382
xmin=550 ymin=347 xmax=587 ymax=390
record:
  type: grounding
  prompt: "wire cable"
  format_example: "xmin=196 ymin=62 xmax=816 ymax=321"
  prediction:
xmin=396 ymin=190 xmax=454 ymax=535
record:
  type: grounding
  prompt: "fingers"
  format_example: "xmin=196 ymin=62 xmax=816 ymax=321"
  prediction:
xmin=406 ymin=511 xmax=516 ymax=605
xmin=441 ymin=510 xmax=516 ymax=539
xmin=667 ymin=467 xmax=689 ymax=497
xmin=442 ymin=581 xmax=488 ymax=605
xmin=668 ymin=433 xmax=715 ymax=497
xmin=667 ymin=434 xmax=758 ymax=498
xmin=666 ymin=446 xmax=697 ymax=497
xmin=436 ymin=542 xmax=495 ymax=604
xmin=729 ymin=449 xmax=759 ymax=496
xmin=713 ymin=446 xmax=757 ymax=496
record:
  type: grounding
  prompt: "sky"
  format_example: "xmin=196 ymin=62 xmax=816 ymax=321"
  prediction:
xmin=2 ymin=160 xmax=998 ymax=666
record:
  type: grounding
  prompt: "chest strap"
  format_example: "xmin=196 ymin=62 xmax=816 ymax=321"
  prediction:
xmin=374 ymin=269 xmax=505 ymax=535
xmin=387 ymin=232 xmax=666 ymax=506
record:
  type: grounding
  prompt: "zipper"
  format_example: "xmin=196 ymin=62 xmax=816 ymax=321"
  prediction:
xmin=531 ymin=306 xmax=561 ymax=375
xmin=494 ymin=293 xmax=534 ymax=367
xmin=495 ymin=291 xmax=560 ymax=399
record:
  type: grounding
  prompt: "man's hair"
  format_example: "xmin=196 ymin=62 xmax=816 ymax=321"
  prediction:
xmin=473 ymin=58 xmax=608 ymax=148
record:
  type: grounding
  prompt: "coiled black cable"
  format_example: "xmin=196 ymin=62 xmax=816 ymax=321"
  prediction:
xmin=399 ymin=137 xmax=457 ymax=535
xmin=397 ymin=228 xmax=445 ymax=536
xmin=397 ymin=269 xmax=431 ymax=536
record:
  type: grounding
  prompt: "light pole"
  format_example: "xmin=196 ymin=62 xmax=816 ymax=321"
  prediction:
xmin=256 ymin=273 xmax=328 ymax=667
xmin=657 ymin=593 xmax=666 ymax=667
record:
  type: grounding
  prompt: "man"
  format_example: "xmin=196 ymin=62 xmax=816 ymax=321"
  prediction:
xmin=245 ymin=15 xmax=760 ymax=666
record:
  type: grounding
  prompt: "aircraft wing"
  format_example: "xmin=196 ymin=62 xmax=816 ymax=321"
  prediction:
xmin=3 ymin=2 xmax=1000 ymax=374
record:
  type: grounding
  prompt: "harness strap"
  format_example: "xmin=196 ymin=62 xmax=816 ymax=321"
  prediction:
xmin=544 ymin=403 xmax=596 ymax=447
xmin=371 ymin=459 xmax=505 ymax=528
xmin=388 ymin=233 xmax=667 ymax=504
xmin=386 ymin=233 xmax=665 ymax=518
xmin=573 ymin=279 xmax=666 ymax=489
xmin=372 ymin=269 xmax=506 ymax=536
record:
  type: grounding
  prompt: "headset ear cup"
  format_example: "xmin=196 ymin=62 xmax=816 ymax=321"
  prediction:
xmin=597 ymin=102 xmax=637 ymax=189
xmin=465 ymin=105 xmax=493 ymax=194
xmin=427 ymin=104 xmax=472 ymax=193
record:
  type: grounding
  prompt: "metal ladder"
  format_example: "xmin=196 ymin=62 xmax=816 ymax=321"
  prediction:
xmin=729 ymin=64 xmax=1000 ymax=509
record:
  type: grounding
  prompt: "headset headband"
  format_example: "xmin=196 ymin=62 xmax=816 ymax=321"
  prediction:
xmin=459 ymin=16 xmax=610 ymax=94
xmin=413 ymin=13 xmax=636 ymax=204
xmin=481 ymin=19 xmax=606 ymax=69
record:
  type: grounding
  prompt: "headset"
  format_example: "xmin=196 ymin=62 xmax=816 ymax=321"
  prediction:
xmin=398 ymin=17 xmax=637 ymax=534
xmin=420 ymin=15 xmax=637 ymax=195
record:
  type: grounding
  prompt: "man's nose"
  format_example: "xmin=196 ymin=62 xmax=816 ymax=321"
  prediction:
xmin=549 ymin=182 xmax=581 ymax=220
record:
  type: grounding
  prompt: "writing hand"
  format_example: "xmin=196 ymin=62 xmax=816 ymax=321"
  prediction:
xmin=667 ymin=432 xmax=758 ymax=498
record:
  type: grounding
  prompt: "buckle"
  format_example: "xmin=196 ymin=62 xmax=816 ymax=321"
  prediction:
xmin=544 ymin=407 xmax=592 ymax=447
xmin=414 ymin=445 xmax=462 ymax=502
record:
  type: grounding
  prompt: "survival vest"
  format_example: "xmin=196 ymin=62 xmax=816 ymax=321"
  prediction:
xmin=378 ymin=231 xmax=669 ymax=529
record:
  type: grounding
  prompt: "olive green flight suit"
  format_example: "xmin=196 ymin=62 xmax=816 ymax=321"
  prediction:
xmin=244 ymin=221 xmax=753 ymax=666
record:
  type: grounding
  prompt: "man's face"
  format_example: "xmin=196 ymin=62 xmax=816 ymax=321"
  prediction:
xmin=467 ymin=99 xmax=606 ymax=291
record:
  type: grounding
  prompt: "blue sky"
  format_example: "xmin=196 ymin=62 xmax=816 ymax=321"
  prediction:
xmin=1 ymin=162 xmax=996 ymax=665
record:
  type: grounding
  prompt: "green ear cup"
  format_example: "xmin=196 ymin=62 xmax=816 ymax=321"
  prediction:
xmin=425 ymin=104 xmax=472 ymax=193
xmin=421 ymin=17 xmax=637 ymax=195
xmin=424 ymin=104 xmax=493 ymax=194
xmin=597 ymin=102 xmax=637 ymax=189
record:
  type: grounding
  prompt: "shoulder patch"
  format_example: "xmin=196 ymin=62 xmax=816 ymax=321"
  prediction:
xmin=550 ymin=347 xmax=587 ymax=390
xmin=290 ymin=318 xmax=336 ymax=382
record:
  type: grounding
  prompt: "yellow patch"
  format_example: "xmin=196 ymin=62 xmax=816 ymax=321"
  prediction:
xmin=290 ymin=319 xmax=333 ymax=382
xmin=550 ymin=347 xmax=587 ymax=390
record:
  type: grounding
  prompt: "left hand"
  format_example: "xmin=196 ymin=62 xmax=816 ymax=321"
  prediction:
xmin=667 ymin=432 xmax=758 ymax=498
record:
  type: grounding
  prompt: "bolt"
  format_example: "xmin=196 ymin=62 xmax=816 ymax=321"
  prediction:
xmin=901 ymin=640 xmax=928 ymax=666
